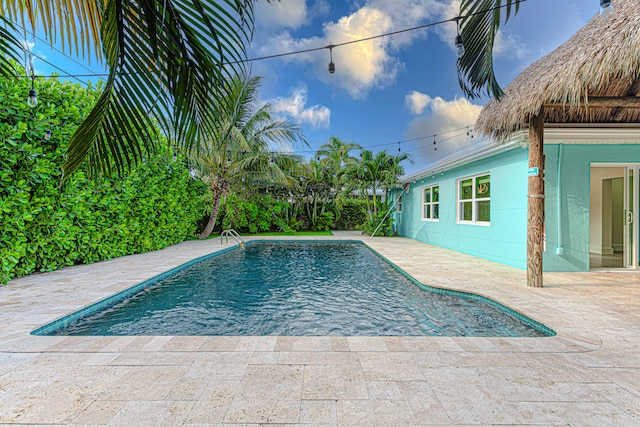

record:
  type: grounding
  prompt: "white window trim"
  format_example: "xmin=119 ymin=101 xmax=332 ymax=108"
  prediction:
xmin=397 ymin=193 xmax=403 ymax=213
xmin=421 ymin=184 xmax=439 ymax=222
xmin=456 ymin=173 xmax=491 ymax=226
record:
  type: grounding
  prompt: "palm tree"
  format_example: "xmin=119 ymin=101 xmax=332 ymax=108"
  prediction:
xmin=189 ymin=74 xmax=306 ymax=239
xmin=457 ymin=0 xmax=522 ymax=99
xmin=0 ymin=0 xmax=255 ymax=179
xmin=316 ymin=136 xmax=361 ymax=170
xmin=347 ymin=150 xmax=410 ymax=219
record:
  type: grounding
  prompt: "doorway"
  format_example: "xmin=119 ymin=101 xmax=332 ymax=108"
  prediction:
xmin=590 ymin=164 xmax=640 ymax=269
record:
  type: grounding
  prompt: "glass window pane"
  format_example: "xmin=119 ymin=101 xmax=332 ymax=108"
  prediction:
xmin=476 ymin=175 xmax=490 ymax=198
xmin=433 ymin=186 xmax=439 ymax=202
xmin=433 ymin=203 xmax=439 ymax=219
xmin=461 ymin=179 xmax=473 ymax=200
xmin=426 ymin=205 xmax=431 ymax=219
xmin=462 ymin=202 xmax=472 ymax=221
xmin=477 ymin=200 xmax=490 ymax=222
xmin=424 ymin=188 xmax=431 ymax=203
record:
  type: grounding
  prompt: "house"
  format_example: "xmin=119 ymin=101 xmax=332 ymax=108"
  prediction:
xmin=392 ymin=0 xmax=640 ymax=276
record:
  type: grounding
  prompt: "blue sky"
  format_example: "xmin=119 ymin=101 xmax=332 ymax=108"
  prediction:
xmin=26 ymin=0 xmax=598 ymax=173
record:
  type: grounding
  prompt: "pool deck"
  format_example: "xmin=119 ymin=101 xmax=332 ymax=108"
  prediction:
xmin=1 ymin=232 xmax=639 ymax=426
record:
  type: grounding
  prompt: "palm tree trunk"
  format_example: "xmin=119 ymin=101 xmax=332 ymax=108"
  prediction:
xmin=199 ymin=188 xmax=222 ymax=239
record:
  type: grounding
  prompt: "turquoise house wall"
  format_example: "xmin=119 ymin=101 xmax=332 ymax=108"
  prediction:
xmin=395 ymin=142 xmax=640 ymax=272
xmin=395 ymin=148 xmax=529 ymax=269
xmin=543 ymin=144 xmax=640 ymax=272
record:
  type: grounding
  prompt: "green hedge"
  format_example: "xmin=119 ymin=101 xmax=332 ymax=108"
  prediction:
xmin=219 ymin=194 xmax=290 ymax=233
xmin=1 ymin=73 xmax=208 ymax=284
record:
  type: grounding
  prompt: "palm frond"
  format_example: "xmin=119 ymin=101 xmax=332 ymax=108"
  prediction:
xmin=60 ymin=0 xmax=254 ymax=179
xmin=0 ymin=17 xmax=21 ymax=76
xmin=458 ymin=0 xmax=521 ymax=99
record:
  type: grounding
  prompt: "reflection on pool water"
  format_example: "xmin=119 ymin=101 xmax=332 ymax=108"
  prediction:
xmin=33 ymin=241 xmax=555 ymax=337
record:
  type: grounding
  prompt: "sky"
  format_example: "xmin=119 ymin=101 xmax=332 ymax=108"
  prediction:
xmin=25 ymin=0 xmax=599 ymax=174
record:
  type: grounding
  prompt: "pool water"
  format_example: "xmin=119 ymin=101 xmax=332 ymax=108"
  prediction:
xmin=42 ymin=241 xmax=552 ymax=337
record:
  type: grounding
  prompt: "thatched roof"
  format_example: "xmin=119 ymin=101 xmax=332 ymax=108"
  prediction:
xmin=477 ymin=0 xmax=640 ymax=140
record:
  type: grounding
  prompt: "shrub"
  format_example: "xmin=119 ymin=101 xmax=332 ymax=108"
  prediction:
xmin=0 ymin=72 xmax=208 ymax=284
xmin=334 ymin=198 xmax=368 ymax=230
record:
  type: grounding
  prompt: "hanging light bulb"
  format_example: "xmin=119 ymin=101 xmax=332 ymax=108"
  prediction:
xmin=433 ymin=135 xmax=437 ymax=151
xmin=269 ymin=158 xmax=274 ymax=167
xmin=599 ymin=0 xmax=613 ymax=18
xmin=44 ymin=129 xmax=52 ymax=140
xmin=27 ymin=79 xmax=38 ymax=108
xmin=328 ymin=45 xmax=335 ymax=74
xmin=454 ymin=17 xmax=465 ymax=58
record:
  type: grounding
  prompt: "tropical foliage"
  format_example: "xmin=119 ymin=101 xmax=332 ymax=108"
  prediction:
xmin=0 ymin=0 xmax=255 ymax=179
xmin=188 ymin=74 xmax=306 ymax=239
xmin=0 ymin=70 xmax=207 ymax=284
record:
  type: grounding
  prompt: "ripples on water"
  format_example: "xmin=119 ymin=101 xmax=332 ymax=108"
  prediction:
xmin=62 ymin=242 xmax=546 ymax=336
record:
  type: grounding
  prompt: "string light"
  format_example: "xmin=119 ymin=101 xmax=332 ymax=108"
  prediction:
xmin=454 ymin=16 xmax=465 ymax=58
xmin=328 ymin=45 xmax=335 ymax=74
xmin=44 ymin=129 xmax=52 ymax=140
xmin=26 ymin=82 xmax=38 ymax=107
xmin=599 ymin=0 xmax=613 ymax=18
xmin=433 ymin=135 xmax=437 ymax=151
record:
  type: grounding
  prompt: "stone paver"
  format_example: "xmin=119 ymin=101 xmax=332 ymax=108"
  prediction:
xmin=1 ymin=232 xmax=639 ymax=425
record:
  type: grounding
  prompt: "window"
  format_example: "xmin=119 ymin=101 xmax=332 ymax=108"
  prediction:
xmin=397 ymin=193 xmax=403 ymax=213
xmin=421 ymin=185 xmax=439 ymax=221
xmin=457 ymin=173 xmax=490 ymax=224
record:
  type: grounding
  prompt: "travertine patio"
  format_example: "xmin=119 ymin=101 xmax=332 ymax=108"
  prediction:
xmin=1 ymin=232 xmax=639 ymax=425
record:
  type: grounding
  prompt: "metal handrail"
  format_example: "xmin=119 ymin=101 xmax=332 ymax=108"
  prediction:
xmin=221 ymin=229 xmax=245 ymax=248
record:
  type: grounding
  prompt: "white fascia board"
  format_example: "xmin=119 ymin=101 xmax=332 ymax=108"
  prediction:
xmin=400 ymin=132 xmax=526 ymax=183
xmin=400 ymin=126 xmax=640 ymax=184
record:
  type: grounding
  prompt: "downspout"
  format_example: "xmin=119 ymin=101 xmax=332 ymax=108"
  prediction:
xmin=556 ymin=143 xmax=564 ymax=255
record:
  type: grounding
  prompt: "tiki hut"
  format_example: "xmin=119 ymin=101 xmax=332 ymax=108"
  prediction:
xmin=477 ymin=0 xmax=640 ymax=140
xmin=477 ymin=0 xmax=640 ymax=287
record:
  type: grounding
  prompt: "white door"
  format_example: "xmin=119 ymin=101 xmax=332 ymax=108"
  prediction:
xmin=624 ymin=166 xmax=639 ymax=268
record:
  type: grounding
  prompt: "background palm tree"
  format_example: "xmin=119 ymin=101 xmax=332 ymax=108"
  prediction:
xmin=344 ymin=150 xmax=410 ymax=220
xmin=0 ymin=0 xmax=255 ymax=179
xmin=189 ymin=74 xmax=306 ymax=239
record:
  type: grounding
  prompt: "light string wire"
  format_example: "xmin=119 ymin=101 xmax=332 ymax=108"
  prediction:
xmin=2 ymin=105 xmax=478 ymax=155
xmin=6 ymin=0 xmax=530 ymax=79
xmin=3 ymin=1 xmax=507 ymax=153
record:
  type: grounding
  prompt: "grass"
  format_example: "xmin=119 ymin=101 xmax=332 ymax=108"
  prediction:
xmin=196 ymin=230 xmax=335 ymax=240
xmin=242 ymin=231 xmax=334 ymax=237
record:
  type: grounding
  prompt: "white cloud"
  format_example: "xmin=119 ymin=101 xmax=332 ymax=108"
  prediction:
xmin=404 ymin=93 xmax=483 ymax=165
xmin=254 ymin=0 xmax=448 ymax=99
xmin=268 ymin=85 xmax=331 ymax=129
xmin=255 ymin=0 xmax=308 ymax=29
xmin=405 ymin=90 xmax=432 ymax=115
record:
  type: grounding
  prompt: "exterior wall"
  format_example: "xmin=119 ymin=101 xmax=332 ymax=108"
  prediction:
xmin=543 ymin=144 xmax=640 ymax=271
xmin=394 ymin=148 xmax=529 ymax=269
xmin=395 ymin=141 xmax=640 ymax=272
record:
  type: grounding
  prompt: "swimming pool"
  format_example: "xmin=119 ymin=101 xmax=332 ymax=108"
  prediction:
xmin=32 ymin=241 xmax=554 ymax=337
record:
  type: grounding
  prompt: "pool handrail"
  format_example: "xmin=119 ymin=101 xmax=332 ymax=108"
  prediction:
xmin=221 ymin=229 xmax=245 ymax=248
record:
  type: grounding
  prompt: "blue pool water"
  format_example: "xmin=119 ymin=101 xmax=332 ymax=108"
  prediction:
xmin=37 ymin=241 xmax=553 ymax=337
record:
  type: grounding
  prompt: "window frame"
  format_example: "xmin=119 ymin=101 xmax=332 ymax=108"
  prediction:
xmin=420 ymin=184 xmax=440 ymax=222
xmin=396 ymin=193 xmax=403 ymax=213
xmin=456 ymin=173 xmax=491 ymax=225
